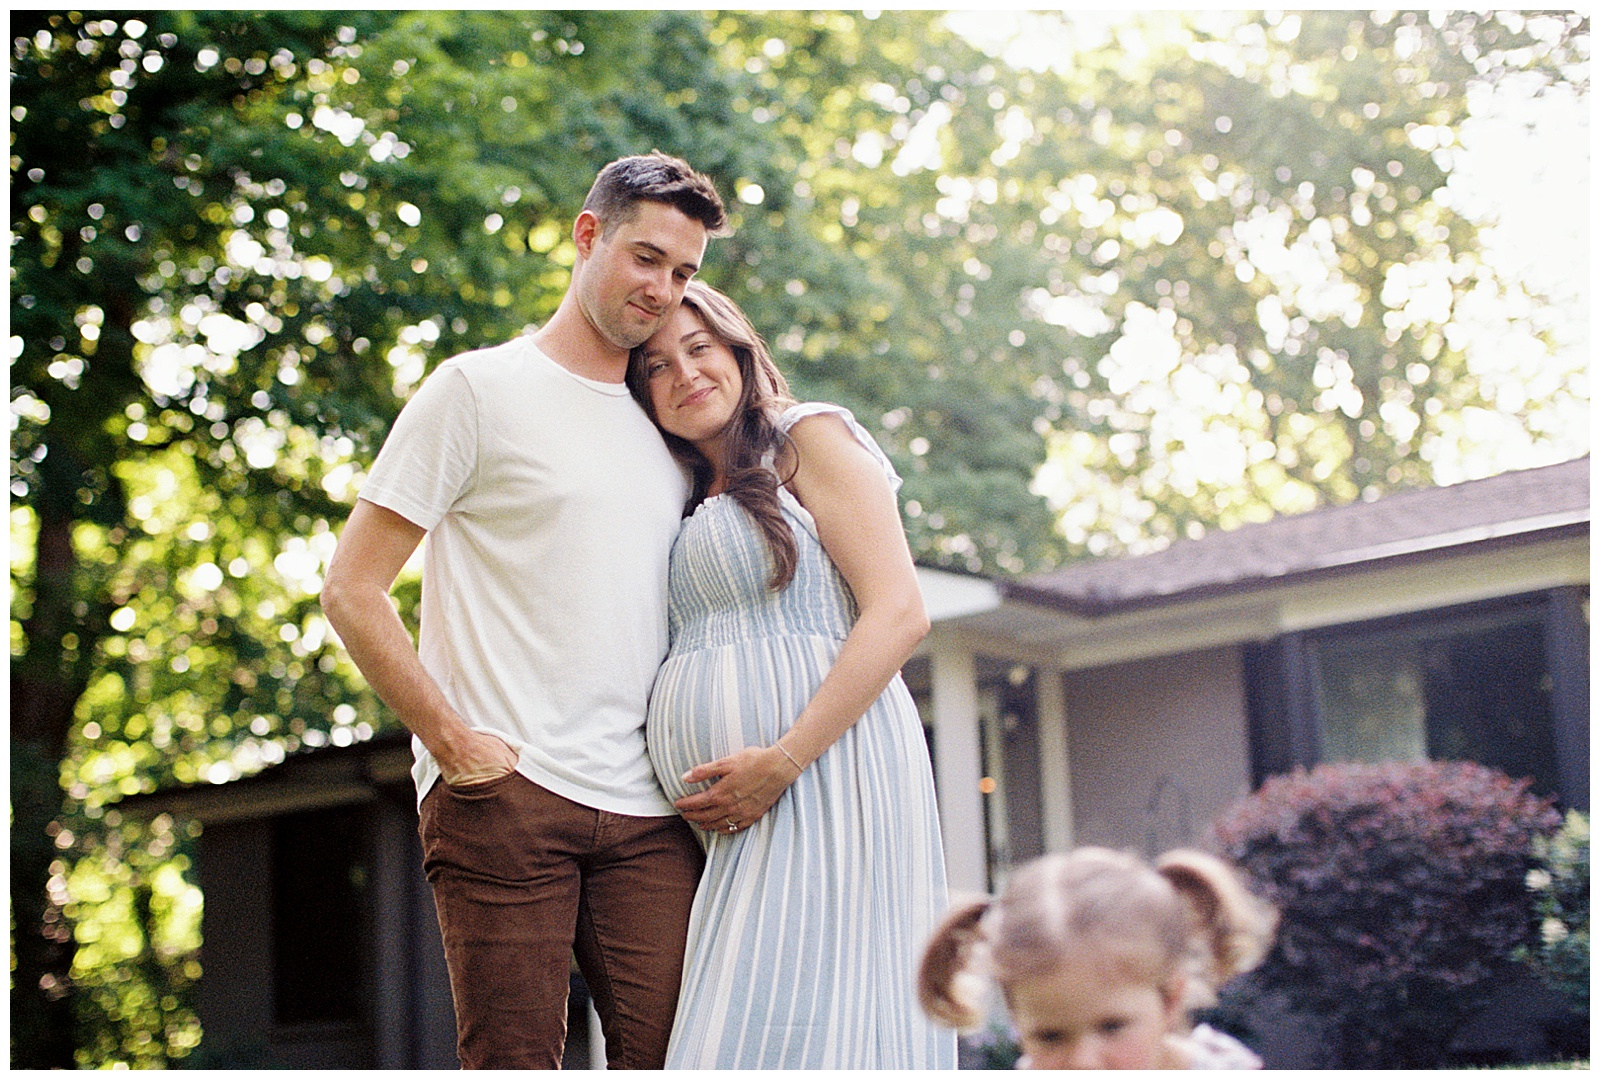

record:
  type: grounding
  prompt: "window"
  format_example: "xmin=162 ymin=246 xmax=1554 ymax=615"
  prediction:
xmin=271 ymin=805 xmax=369 ymax=1025
xmin=1309 ymin=610 xmax=1560 ymax=795
xmin=1245 ymin=588 xmax=1588 ymax=806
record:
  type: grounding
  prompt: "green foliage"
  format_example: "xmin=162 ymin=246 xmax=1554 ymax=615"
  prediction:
xmin=1516 ymin=810 xmax=1590 ymax=1012
xmin=966 ymin=1022 xmax=1024 ymax=1070
xmin=1211 ymin=761 xmax=1563 ymax=1068
xmin=941 ymin=10 xmax=1589 ymax=558
xmin=66 ymin=813 xmax=204 ymax=1068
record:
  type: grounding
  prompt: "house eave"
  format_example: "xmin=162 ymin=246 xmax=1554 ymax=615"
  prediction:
xmin=113 ymin=730 xmax=415 ymax=825
xmin=1001 ymin=517 xmax=1590 ymax=618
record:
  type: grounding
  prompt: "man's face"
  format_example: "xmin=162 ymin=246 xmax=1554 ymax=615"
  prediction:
xmin=574 ymin=201 xmax=709 ymax=351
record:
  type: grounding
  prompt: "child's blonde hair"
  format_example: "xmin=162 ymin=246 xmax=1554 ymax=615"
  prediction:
xmin=917 ymin=847 xmax=1276 ymax=1031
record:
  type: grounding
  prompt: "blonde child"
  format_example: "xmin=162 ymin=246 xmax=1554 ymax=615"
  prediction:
xmin=918 ymin=847 xmax=1277 ymax=1070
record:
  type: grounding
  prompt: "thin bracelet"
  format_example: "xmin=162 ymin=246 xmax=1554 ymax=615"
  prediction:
xmin=775 ymin=742 xmax=804 ymax=773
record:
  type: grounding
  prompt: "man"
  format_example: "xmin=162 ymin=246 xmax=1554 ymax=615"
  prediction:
xmin=320 ymin=153 xmax=728 ymax=1068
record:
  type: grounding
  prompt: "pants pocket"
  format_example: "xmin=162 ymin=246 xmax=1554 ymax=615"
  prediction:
xmin=418 ymin=771 xmax=540 ymax=882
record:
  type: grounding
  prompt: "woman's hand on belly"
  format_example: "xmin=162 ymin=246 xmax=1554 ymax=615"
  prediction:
xmin=672 ymin=745 xmax=803 ymax=834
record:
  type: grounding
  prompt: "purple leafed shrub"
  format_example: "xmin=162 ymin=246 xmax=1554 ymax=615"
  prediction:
xmin=1211 ymin=760 xmax=1561 ymax=1068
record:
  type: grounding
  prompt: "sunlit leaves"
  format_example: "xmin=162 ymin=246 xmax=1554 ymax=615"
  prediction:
xmin=64 ymin=812 xmax=204 ymax=1067
xmin=933 ymin=9 xmax=1587 ymax=557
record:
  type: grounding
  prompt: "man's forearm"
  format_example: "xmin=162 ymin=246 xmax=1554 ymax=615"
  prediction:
xmin=321 ymin=499 xmax=516 ymax=785
xmin=321 ymin=576 xmax=472 ymax=760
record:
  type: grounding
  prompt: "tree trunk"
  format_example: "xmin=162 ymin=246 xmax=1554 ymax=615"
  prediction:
xmin=10 ymin=475 xmax=85 ymax=1069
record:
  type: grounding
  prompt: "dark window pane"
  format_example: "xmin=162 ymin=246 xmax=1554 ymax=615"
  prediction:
xmin=1306 ymin=601 xmax=1559 ymax=796
xmin=1313 ymin=637 xmax=1429 ymax=764
xmin=1421 ymin=620 xmax=1559 ymax=796
xmin=272 ymin=806 xmax=367 ymax=1024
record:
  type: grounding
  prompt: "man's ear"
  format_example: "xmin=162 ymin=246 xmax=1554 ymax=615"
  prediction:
xmin=573 ymin=209 xmax=602 ymax=258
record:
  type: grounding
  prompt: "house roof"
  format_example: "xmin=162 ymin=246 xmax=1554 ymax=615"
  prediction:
xmin=115 ymin=728 xmax=416 ymax=824
xmin=1006 ymin=456 xmax=1591 ymax=617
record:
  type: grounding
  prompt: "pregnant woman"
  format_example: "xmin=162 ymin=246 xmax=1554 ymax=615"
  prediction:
xmin=627 ymin=281 xmax=955 ymax=1069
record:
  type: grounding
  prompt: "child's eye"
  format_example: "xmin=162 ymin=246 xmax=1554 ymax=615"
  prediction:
xmin=1095 ymin=1018 xmax=1128 ymax=1037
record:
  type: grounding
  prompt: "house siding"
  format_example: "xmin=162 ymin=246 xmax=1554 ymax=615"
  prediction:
xmin=1061 ymin=645 xmax=1255 ymax=855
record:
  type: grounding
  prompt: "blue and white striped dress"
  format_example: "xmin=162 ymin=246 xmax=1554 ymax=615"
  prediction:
xmin=648 ymin=403 xmax=956 ymax=1070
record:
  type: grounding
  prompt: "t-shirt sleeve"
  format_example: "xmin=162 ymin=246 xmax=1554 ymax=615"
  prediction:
xmin=778 ymin=401 xmax=902 ymax=494
xmin=357 ymin=362 xmax=479 ymax=531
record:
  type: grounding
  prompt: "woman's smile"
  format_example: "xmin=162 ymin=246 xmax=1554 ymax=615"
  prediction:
xmin=679 ymin=384 xmax=718 ymax=408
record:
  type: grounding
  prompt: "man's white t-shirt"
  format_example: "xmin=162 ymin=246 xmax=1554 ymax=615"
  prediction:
xmin=358 ymin=335 xmax=689 ymax=816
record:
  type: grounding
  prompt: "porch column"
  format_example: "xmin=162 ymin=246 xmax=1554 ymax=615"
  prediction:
xmin=1035 ymin=668 xmax=1074 ymax=853
xmin=1546 ymin=584 xmax=1590 ymax=810
xmin=929 ymin=636 xmax=987 ymax=896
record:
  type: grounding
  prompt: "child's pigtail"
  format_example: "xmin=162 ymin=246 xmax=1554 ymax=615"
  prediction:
xmin=917 ymin=898 xmax=993 ymax=1030
xmin=1155 ymin=850 xmax=1277 ymax=1008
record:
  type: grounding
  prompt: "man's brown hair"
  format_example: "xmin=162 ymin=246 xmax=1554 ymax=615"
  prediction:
xmin=583 ymin=151 xmax=729 ymax=236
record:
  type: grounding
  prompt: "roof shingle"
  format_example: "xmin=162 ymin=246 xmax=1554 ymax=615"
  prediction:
xmin=1007 ymin=456 xmax=1590 ymax=615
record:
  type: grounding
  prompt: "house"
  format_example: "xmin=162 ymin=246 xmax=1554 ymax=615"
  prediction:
xmin=910 ymin=454 xmax=1589 ymax=895
xmin=120 ymin=455 xmax=1589 ymax=1067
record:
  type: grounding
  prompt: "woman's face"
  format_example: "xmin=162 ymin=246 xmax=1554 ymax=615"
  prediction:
xmin=1008 ymin=955 xmax=1184 ymax=1070
xmin=638 ymin=304 xmax=744 ymax=457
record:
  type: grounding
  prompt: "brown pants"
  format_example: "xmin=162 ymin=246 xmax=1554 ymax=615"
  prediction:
xmin=418 ymin=771 xmax=704 ymax=1069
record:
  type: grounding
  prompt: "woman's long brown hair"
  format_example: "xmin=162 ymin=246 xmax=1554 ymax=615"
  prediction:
xmin=627 ymin=280 xmax=800 ymax=590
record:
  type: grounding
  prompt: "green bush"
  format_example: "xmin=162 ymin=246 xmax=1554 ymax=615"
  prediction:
xmin=963 ymin=1023 xmax=1023 ymax=1070
xmin=1516 ymin=810 xmax=1589 ymax=1011
xmin=1211 ymin=761 xmax=1561 ymax=1068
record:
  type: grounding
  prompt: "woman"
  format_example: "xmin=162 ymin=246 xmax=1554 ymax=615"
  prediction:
xmin=627 ymin=281 xmax=956 ymax=1069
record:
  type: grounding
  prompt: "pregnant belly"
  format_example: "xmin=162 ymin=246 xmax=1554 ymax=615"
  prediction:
xmin=646 ymin=636 xmax=837 ymax=805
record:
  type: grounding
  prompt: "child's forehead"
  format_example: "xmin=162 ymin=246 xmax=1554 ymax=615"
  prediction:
xmin=1060 ymin=944 xmax=1163 ymax=981
xmin=1008 ymin=932 xmax=1170 ymax=990
xmin=1006 ymin=956 xmax=1169 ymax=1021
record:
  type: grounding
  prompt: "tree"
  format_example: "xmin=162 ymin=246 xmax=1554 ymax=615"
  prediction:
xmin=693 ymin=10 xmax=1071 ymax=573
xmin=941 ymin=10 xmax=1589 ymax=557
xmin=671 ymin=9 xmax=1587 ymax=569
xmin=10 ymin=12 xmax=399 ymax=1063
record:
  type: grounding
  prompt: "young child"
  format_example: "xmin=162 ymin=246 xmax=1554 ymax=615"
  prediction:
xmin=918 ymin=847 xmax=1277 ymax=1070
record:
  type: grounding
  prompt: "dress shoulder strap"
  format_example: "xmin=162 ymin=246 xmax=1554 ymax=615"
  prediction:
xmin=776 ymin=402 xmax=902 ymax=494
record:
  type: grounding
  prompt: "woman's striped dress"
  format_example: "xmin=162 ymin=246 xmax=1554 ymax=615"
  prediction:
xmin=648 ymin=403 xmax=956 ymax=1070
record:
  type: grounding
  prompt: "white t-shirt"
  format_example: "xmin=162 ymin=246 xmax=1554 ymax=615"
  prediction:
xmin=358 ymin=335 xmax=690 ymax=816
